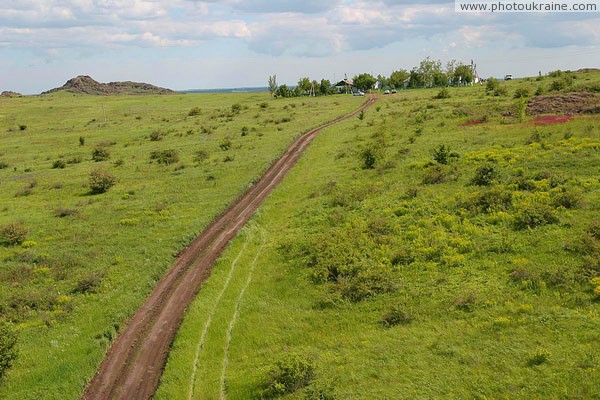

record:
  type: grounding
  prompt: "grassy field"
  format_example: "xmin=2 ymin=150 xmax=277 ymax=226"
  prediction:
xmin=156 ymin=73 xmax=600 ymax=399
xmin=0 ymin=91 xmax=361 ymax=399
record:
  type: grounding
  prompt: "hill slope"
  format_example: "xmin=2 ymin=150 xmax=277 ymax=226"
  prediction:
xmin=42 ymin=75 xmax=175 ymax=95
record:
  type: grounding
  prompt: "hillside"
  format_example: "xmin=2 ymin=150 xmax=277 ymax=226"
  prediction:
xmin=41 ymin=75 xmax=175 ymax=95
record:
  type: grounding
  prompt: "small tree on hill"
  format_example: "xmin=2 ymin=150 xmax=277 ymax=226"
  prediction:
xmin=0 ymin=321 xmax=18 ymax=380
xmin=268 ymin=75 xmax=278 ymax=97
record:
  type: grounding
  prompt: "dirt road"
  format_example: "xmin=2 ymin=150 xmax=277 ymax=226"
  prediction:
xmin=82 ymin=95 xmax=378 ymax=400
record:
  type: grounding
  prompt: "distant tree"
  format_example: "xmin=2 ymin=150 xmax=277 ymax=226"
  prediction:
xmin=417 ymin=57 xmax=443 ymax=87
xmin=389 ymin=69 xmax=410 ymax=89
xmin=446 ymin=60 xmax=457 ymax=82
xmin=353 ymin=73 xmax=377 ymax=92
xmin=409 ymin=68 xmax=424 ymax=88
xmin=268 ymin=75 xmax=278 ymax=97
xmin=311 ymin=80 xmax=319 ymax=96
xmin=319 ymin=79 xmax=332 ymax=95
xmin=297 ymin=77 xmax=312 ymax=95
xmin=453 ymin=64 xmax=474 ymax=86
xmin=377 ymin=74 xmax=389 ymax=90
xmin=276 ymin=84 xmax=290 ymax=98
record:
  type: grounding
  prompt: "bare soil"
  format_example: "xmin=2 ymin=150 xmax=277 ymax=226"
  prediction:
xmin=527 ymin=92 xmax=600 ymax=115
xmin=81 ymin=96 xmax=378 ymax=400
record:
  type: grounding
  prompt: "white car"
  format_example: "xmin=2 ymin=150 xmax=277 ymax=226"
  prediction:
xmin=353 ymin=91 xmax=365 ymax=96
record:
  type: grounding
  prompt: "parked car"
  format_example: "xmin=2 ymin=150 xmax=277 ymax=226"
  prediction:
xmin=384 ymin=90 xmax=390 ymax=95
xmin=353 ymin=91 xmax=365 ymax=96
xmin=504 ymin=74 xmax=513 ymax=80
xmin=391 ymin=89 xmax=397 ymax=94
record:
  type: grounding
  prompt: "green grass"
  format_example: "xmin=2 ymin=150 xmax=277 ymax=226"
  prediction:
xmin=157 ymin=73 xmax=600 ymax=399
xmin=0 ymin=91 xmax=361 ymax=399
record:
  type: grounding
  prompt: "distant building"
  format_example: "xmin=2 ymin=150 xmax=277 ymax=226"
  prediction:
xmin=334 ymin=78 xmax=354 ymax=94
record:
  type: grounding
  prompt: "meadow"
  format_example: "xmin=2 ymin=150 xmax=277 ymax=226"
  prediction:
xmin=156 ymin=72 xmax=600 ymax=399
xmin=0 ymin=91 xmax=361 ymax=399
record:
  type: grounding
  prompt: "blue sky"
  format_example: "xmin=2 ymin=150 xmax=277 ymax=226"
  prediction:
xmin=1 ymin=0 xmax=599 ymax=94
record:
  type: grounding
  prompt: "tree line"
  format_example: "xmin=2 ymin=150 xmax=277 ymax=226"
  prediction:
xmin=268 ymin=57 xmax=477 ymax=97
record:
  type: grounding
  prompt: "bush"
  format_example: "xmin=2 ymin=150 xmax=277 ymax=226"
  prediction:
xmin=486 ymin=78 xmax=499 ymax=92
xmin=0 ymin=223 xmax=28 ymax=246
xmin=361 ymin=147 xmax=377 ymax=169
xmin=527 ymin=349 xmax=550 ymax=366
xmin=470 ymin=163 xmax=500 ymax=186
xmin=454 ymin=292 xmax=478 ymax=311
xmin=72 ymin=272 xmax=103 ymax=294
xmin=231 ymin=103 xmax=242 ymax=113
xmin=261 ymin=354 xmax=314 ymax=398
xmin=194 ymin=149 xmax=209 ymax=163
xmin=380 ymin=305 xmax=412 ymax=328
xmin=462 ymin=187 xmax=513 ymax=213
xmin=432 ymin=144 xmax=458 ymax=165
xmin=0 ymin=322 xmax=18 ymax=380
xmin=219 ymin=137 xmax=232 ymax=151
xmin=551 ymin=186 xmax=583 ymax=209
xmin=52 ymin=159 xmax=66 ymax=169
xmin=514 ymin=87 xmax=530 ymax=98
xmin=188 ymin=107 xmax=201 ymax=116
xmin=434 ymin=87 xmax=451 ymax=99
xmin=493 ymin=86 xmax=508 ymax=96
xmin=149 ymin=130 xmax=164 ymax=141
xmin=0 ymin=161 xmax=9 ymax=169
xmin=513 ymin=194 xmax=559 ymax=230
xmin=79 ymin=136 xmax=85 ymax=146
xmin=89 ymin=168 xmax=116 ymax=194
xmin=54 ymin=207 xmax=79 ymax=218
xmin=92 ymin=146 xmax=110 ymax=162
xmin=422 ymin=165 xmax=458 ymax=185
xmin=150 ymin=149 xmax=179 ymax=165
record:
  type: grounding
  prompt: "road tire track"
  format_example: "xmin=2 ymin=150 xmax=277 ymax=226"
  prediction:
xmin=81 ymin=95 xmax=378 ymax=400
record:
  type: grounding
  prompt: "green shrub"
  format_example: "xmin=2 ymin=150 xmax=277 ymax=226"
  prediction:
xmin=91 ymin=146 xmax=110 ymax=162
xmin=551 ymin=186 xmax=583 ymax=209
xmin=72 ymin=272 xmax=103 ymax=294
xmin=0 ymin=223 xmax=28 ymax=246
xmin=435 ymin=87 xmax=451 ymax=99
xmin=422 ymin=165 xmax=458 ymax=184
xmin=486 ymin=78 xmax=499 ymax=92
xmin=219 ymin=137 xmax=232 ymax=151
xmin=231 ymin=103 xmax=242 ymax=113
xmin=432 ymin=144 xmax=458 ymax=165
xmin=150 ymin=149 xmax=179 ymax=165
xmin=454 ymin=292 xmax=478 ymax=311
xmin=0 ymin=321 xmax=18 ymax=380
xmin=54 ymin=207 xmax=79 ymax=218
xmin=380 ymin=305 xmax=413 ymax=328
xmin=261 ymin=354 xmax=314 ymax=398
xmin=149 ymin=130 xmax=165 ymax=141
xmin=0 ymin=161 xmax=9 ymax=169
xmin=188 ymin=107 xmax=201 ymax=116
xmin=361 ymin=147 xmax=377 ymax=169
xmin=358 ymin=110 xmax=365 ymax=120
xmin=527 ymin=349 xmax=550 ymax=366
xmin=462 ymin=187 xmax=513 ymax=213
xmin=513 ymin=194 xmax=559 ymax=230
xmin=52 ymin=159 xmax=66 ymax=169
xmin=470 ymin=163 xmax=500 ymax=186
xmin=304 ymin=385 xmax=336 ymax=400
xmin=89 ymin=168 xmax=116 ymax=194
xmin=194 ymin=149 xmax=209 ymax=163
xmin=514 ymin=87 xmax=530 ymax=98
xmin=79 ymin=136 xmax=85 ymax=146
xmin=494 ymin=86 xmax=508 ymax=96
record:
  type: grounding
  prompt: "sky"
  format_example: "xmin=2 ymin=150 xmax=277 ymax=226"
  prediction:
xmin=1 ymin=0 xmax=599 ymax=94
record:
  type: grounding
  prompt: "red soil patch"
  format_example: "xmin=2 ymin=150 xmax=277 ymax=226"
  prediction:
xmin=532 ymin=115 xmax=574 ymax=126
xmin=461 ymin=119 xmax=487 ymax=127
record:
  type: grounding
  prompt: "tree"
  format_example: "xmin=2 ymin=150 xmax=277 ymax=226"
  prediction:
xmin=276 ymin=84 xmax=290 ymax=98
xmin=0 ymin=322 xmax=18 ymax=380
xmin=417 ymin=57 xmax=443 ymax=87
xmin=408 ymin=68 xmax=424 ymax=88
xmin=389 ymin=69 xmax=409 ymax=89
xmin=268 ymin=75 xmax=278 ymax=97
xmin=297 ymin=77 xmax=311 ymax=95
xmin=486 ymin=77 xmax=500 ymax=92
xmin=377 ymin=74 xmax=389 ymax=90
xmin=319 ymin=79 xmax=332 ymax=95
xmin=453 ymin=64 xmax=474 ymax=86
xmin=353 ymin=73 xmax=376 ymax=92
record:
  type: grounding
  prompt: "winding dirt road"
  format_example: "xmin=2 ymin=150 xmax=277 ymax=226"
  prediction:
xmin=82 ymin=95 xmax=378 ymax=400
